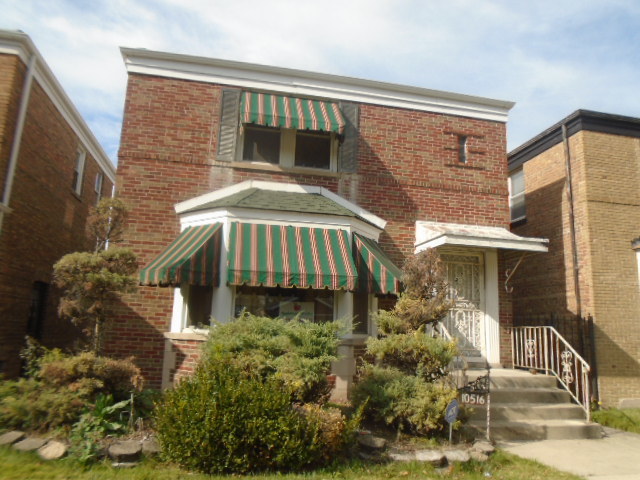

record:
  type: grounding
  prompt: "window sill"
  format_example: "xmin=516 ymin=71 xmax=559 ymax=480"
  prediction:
xmin=164 ymin=331 xmax=208 ymax=341
xmin=226 ymin=161 xmax=340 ymax=178
xmin=510 ymin=217 xmax=527 ymax=228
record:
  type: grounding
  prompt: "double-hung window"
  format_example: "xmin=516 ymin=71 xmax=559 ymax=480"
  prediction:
xmin=509 ymin=168 xmax=526 ymax=222
xmin=72 ymin=150 xmax=86 ymax=196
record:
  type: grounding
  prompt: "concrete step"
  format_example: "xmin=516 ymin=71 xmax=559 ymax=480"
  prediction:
xmin=465 ymin=419 xmax=603 ymax=441
xmin=490 ymin=388 xmax=571 ymax=404
xmin=464 ymin=369 xmax=558 ymax=389
xmin=467 ymin=403 xmax=586 ymax=421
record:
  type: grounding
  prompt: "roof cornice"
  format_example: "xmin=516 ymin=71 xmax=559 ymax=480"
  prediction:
xmin=509 ymin=109 xmax=640 ymax=170
xmin=0 ymin=30 xmax=115 ymax=181
xmin=120 ymin=47 xmax=514 ymax=123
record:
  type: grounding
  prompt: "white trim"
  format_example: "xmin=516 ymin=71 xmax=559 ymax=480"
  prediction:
xmin=175 ymin=180 xmax=386 ymax=230
xmin=484 ymin=249 xmax=501 ymax=366
xmin=121 ymin=47 xmax=514 ymax=124
xmin=0 ymin=30 xmax=115 ymax=181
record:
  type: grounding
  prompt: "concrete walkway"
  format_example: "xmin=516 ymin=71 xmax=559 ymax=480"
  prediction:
xmin=499 ymin=427 xmax=640 ymax=479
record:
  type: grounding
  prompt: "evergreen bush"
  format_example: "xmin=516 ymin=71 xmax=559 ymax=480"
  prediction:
xmin=156 ymin=354 xmax=354 ymax=474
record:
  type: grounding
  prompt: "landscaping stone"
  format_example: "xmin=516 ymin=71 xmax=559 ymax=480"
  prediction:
xmin=444 ymin=449 xmax=471 ymax=463
xmin=472 ymin=441 xmax=495 ymax=455
xmin=388 ymin=450 xmax=416 ymax=462
xmin=415 ymin=449 xmax=446 ymax=466
xmin=13 ymin=437 xmax=47 ymax=452
xmin=470 ymin=450 xmax=489 ymax=462
xmin=38 ymin=441 xmax=67 ymax=460
xmin=0 ymin=431 xmax=25 ymax=446
xmin=112 ymin=462 xmax=140 ymax=469
xmin=358 ymin=433 xmax=387 ymax=451
xmin=107 ymin=440 xmax=142 ymax=462
xmin=141 ymin=436 xmax=161 ymax=456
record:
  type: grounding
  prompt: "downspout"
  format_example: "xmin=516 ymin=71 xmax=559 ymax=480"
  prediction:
xmin=0 ymin=54 xmax=37 ymax=235
xmin=561 ymin=124 xmax=582 ymax=317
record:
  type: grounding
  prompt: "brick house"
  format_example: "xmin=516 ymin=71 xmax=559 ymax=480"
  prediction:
xmin=112 ymin=47 xmax=546 ymax=397
xmin=508 ymin=110 xmax=640 ymax=407
xmin=0 ymin=30 xmax=116 ymax=377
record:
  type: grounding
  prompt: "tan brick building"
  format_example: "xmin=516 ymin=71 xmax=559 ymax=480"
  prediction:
xmin=0 ymin=30 xmax=115 ymax=377
xmin=113 ymin=48 xmax=546 ymax=396
xmin=508 ymin=110 xmax=640 ymax=407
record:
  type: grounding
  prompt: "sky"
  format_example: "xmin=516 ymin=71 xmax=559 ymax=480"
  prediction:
xmin=2 ymin=0 xmax=640 ymax=166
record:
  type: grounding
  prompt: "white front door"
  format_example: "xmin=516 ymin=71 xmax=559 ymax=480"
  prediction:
xmin=441 ymin=252 xmax=485 ymax=360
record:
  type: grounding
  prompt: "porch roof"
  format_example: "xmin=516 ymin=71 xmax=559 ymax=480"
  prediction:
xmin=415 ymin=221 xmax=548 ymax=253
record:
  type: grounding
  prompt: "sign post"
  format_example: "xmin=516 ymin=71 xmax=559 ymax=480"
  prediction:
xmin=458 ymin=366 xmax=491 ymax=441
xmin=444 ymin=398 xmax=460 ymax=444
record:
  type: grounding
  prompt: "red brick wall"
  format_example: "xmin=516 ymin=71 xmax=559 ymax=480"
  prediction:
xmin=113 ymin=73 xmax=511 ymax=387
xmin=0 ymin=53 xmax=114 ymax=377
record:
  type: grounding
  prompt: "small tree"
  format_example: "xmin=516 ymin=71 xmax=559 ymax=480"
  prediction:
xmin=53 ymin=198 xmax=137 ymax=353
xmin=352 ymin=248 xmax=458 ymax=435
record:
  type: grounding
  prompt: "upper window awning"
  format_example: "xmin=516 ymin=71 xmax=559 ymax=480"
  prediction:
xmin=415 ymin=221 xmax=548 ymax=253
xmin=354 ymin=234 xmax=402 ymax=295
xmin=228 ymin=222 xmax=357 ymax=290
xmin=240 ymin=92 xmax=345 ymax=134
xmin=140 ymin=223 xmax=222 ymax=286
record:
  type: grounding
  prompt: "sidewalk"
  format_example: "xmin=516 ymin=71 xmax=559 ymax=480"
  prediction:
xmin=499 ymin=427 xmax=640 ymax=479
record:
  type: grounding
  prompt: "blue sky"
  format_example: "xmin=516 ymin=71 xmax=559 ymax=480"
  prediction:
xmin=2 ymin=0 xmax=639 ymax=166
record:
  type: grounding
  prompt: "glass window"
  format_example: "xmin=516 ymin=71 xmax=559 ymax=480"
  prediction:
xmin=234 ymin=285 xmax=334 ymax=322
xmin=242 ymin=126 xmax=280 ymax=164
xmin=72 ymin=150 xmax=86 ymax=195
xmin=509 ymin=169 xmax=526 ymax=221
xmin=458 ymin=135 xmax=468 ymax=164
xmin=95 ymin=172 xmax=104 ymax=202
xmin=295 ymin=132 xmax=331 ymax=169
xmin=352 ymin=291 xmax=370 ymax=334
xmin=186 ymin=285 xmax=213 ymax=327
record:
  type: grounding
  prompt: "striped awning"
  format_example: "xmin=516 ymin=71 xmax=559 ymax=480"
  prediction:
xmin=227 ymin=222 xmax=357 ymax=290
xmin=240 ymin=92 xmax=345 ymax=134
xmin=354 ymin=234 xmax=402 ymax=295
xmin=139 ymin=223 xmax=222 ymax=287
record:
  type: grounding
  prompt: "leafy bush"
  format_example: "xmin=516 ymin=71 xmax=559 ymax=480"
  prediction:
xmin=0 ymin=346 xmax=142 ymax=432
xmin=156 ymin=354 xmax=355 ymax=474
xmin=204 ymin=312 xmax=342 ymax=403
xmin=352 ymin=364 xmax=458 ymax=435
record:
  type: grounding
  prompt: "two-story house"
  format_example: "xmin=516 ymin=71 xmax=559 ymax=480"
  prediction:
xmin=112 ymin=48 xmax=546 ymax=398
xmin=508 ymin=110 xmax=640 ymax=408
xmin=0 ymin=30 xmax=116 ymax=377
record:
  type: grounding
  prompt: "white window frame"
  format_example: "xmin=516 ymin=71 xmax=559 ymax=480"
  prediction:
xmin=238 ymin=126 xmax=338 ymax=172
xmin=94 ymin=171 xmax=104 ymax=201
xmin=508 ymin=168 xmax=526 ymax=222
xmin=72 ymin=150 xmax=86 ymax=196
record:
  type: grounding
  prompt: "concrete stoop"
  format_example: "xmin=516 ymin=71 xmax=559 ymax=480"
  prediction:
xmin=463 ymin=368 xmax=602 ymax=442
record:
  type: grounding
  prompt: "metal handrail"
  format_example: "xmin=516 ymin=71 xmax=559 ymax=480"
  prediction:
xmin=512 ymin=326 xmax=591 ymax=421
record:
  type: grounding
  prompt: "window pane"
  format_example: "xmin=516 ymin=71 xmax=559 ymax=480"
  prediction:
xmin=295 ymin=132 xmax=330 ymax=169
xmin=243 ymin=126 xmax=280 ymax=163
xmin=511 ymin=194 xmax=526 ymax=221
xmin=234 ymin=285 xmax=333 ymax=322
xmin=352 ymin=291 xmax=369 ymax=334
xmin=510 ymin=169 xmax=525 ymax=194
xmin=187 ymin=286 xmax=213 ymax=326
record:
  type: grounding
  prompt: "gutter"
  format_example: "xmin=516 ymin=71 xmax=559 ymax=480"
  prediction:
xmin=0 ymin=53 xmax=36 ymax=235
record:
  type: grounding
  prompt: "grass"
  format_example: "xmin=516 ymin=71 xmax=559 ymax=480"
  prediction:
xmin=592 ymin=408 xmax=640 ymax=434
xmin=0 ymin=446 xmax=584 ymax=480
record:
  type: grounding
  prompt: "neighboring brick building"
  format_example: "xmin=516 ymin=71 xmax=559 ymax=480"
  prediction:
xmin=113 ymin=48 xmax=546 ymax=396
xmin=0 ymin=30 xmax=115 ymax=377
xmin=508 ymin=110 xmax=640 ymax=407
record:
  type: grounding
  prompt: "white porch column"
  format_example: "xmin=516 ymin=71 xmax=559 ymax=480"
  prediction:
xmin=484 ymin=249 xmax=501 ymax=366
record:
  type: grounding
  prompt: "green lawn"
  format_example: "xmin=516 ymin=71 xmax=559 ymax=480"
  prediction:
xmin=0 ymin=447 xmax=584 ymax=480
xmin=592 ymin=408 xmax=640 ymax=434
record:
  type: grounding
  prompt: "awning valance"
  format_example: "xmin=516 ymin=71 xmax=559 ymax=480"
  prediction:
xmin=227 ymin=222 xmax=357 ymax=290
xmin=354 ymin=234 xmax=403 ymax=295
xmin=240 ymin=92 xmax=345 ymax=134
xmin=139 ymin=223 xmax=222 ymax=286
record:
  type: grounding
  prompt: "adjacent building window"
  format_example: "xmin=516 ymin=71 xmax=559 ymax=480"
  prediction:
xmin=27 ymin=281 xmax=48 ymax=340
xmin=72 ymin=150 xmax=86 ymax=195
xmin=240 ymin=126 xmax=337 ymax=171
xmin=509 ymin=169 xmax=526 ymax=222
xmin=94 ymin=172 xmax=104 ymax=202
xmin=234 ymin=285 xmax=334 ymax=322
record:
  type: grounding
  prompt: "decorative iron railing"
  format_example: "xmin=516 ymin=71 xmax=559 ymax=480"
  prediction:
xmin=512 ymin=326 xmax=591 ymax=421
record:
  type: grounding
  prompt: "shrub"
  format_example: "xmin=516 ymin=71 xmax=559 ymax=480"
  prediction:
xmin=351 ymin=364 xmax=458 ymax=435
xmin=204 ymin=312 xmax=342 ymax=403
xmin=156 ymin=354 xmax=344 ymax=474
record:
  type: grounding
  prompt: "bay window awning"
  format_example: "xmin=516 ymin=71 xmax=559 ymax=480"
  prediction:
xmin=354 ymin=234 xmax=403 ymax=295
xmin=240 ymin=92 xmax=345 ymax=134
xmin=139 ymin=223 xmax=222 ymax=286
xmin=227 ymin=222 xmax=357 ymax=290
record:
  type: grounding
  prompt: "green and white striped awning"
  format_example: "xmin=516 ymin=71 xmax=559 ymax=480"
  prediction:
xmin=353 ymin=233 xmax=402 ymax=295
xmin=240 ymin=92 xmax=345 ymax=134
xmin=139 ymin=223 xmax=222 ymax=287
xmin=227 ymin=222 xmax=357 ymax=290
